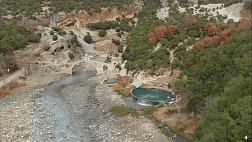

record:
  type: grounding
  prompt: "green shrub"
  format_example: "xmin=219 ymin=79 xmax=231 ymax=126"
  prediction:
xmin=117 ymin=32 xmax=122 ymax=38
xmin=52 ymin=27 xmax=66 ymax=36
xmin=98 ymin=30 xmax=107 ymax=37
xmin=115 ymin=64 xmax=122 ymax=70
xmin=83 ymin=32 xmax=93 ymax=44
xmin=53 ymin=35 xmax=58 ymax=41
xmin=68 ymin=53 xmax=74 ymax=60
xmin=167 ymin=83 xmax=172 ymax=88
xmin=114 ymin=52 xmax=119 ymax=57
xmin=28 ymin=34 xmax=41 ymax=43
xmin=116 ymin=27 xmax=121 ymax=32
xmin=59 ymin=30 xmax=67 ymax=36
xmin=112 ymin=39 xmax=121 ymax=46
xmin=50 ymin=30 xmax=54 ymax=35
xmin=131 ymin=20 xmax=136 ymax=25
xmin=118 ymin=45 xmax=124 ymax=53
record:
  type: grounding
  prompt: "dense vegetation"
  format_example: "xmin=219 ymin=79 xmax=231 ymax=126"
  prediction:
xmin=0 ymin=23 xmax=40 ymax=53
xmin=123 ymin=1 xmax=226 ymax=73
xmin=0 ymin=22 xmax=40 ymax=75
xmin=0 ymin=0 xmax=134 ymax=16
xmin=50 ymin=0 xmax=134 ymax=14
xmin=122 ymin=1 xmax=173 ymax=73
xmin=174 ymin=30 xmax=251 ymax=141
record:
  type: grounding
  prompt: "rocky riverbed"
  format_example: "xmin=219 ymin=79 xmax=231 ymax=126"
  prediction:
xmin=0 ymin=61 xmax=172 ymax=142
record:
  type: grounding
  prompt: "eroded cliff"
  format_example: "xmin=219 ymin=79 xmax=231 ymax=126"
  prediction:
xmin=56 ymin=0 xmax=143 ymax=27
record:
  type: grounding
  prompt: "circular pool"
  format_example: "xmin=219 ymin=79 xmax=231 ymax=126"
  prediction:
xmin=131 ymin=88 xmax=175 ymax=106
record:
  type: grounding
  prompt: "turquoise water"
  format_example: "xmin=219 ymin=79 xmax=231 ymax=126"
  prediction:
xmin=131 ymin=88 xmax=174 ymax=102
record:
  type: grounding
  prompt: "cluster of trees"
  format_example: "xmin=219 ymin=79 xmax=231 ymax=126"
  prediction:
xmin=0 ymin=0 xmax=134 ymax=16
xmin=87 ymin=21 xmax=120 ymax=30
xmin=0 ymin=22 xmax=41 ymax=75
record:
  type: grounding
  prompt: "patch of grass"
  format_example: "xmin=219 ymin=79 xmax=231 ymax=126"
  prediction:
xmin=140 ymin=107 xmax=156 ymax=119
xmin=109 ymin=105 xmax=138 ymax=117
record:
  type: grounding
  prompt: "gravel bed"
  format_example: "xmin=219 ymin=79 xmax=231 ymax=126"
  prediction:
xmin=0 ymin=63 xmax=172 ymax=142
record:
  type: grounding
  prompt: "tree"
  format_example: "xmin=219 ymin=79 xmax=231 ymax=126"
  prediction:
xmin=83 ymin=32 xmax=93 ymax=44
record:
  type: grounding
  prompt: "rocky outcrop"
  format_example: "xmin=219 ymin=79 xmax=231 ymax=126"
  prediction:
xmin=56 ymin=0 xmax=143 ymax=27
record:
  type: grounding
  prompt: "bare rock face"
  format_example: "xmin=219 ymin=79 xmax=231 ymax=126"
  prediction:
xmin=56 ymin=1 xmax=143 ymax=27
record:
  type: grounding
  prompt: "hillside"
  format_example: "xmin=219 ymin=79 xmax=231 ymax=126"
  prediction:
xmin=0 ymin=0 xmax=134 ymax=16
xmin=122 ymin=0 xmax=251 ymax=141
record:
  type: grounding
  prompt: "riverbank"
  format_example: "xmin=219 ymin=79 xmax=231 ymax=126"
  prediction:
xmin=0 ymin=57 xmax=172 ymax=142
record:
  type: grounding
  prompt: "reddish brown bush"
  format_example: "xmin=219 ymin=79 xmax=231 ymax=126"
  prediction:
xmin=203 ymin=36 xmax=221 ymax=48
xmin=205 ymin=23 xmax=218 ymax=36
xmin=154 ymin=25 xmax=167 ymax=40
xmin=112 ymin=83 xmax=123 ymax=90
xmin=168 ymin=25 xmax=178 ymax=34
xmin=220 ymin=29 xmax=231 ymax=41
xmin=148 ymin=32 xmax=156 ymax=43
xmin=193 ymin=42 xmax=205 ymax=48
xmin=148 ymin=25 xmax=179 ymax=43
